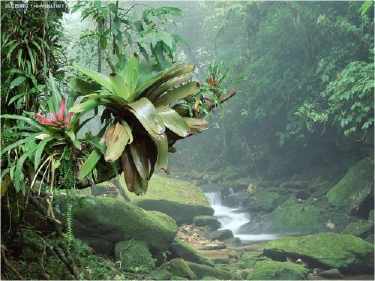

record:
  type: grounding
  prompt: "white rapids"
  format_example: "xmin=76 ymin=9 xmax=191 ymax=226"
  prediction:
xmin=205 ymin=192 xmax=278 ymax=242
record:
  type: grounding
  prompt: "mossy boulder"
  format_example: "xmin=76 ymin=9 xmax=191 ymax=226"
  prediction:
xmin=263 ymin=233 xmax=374 ymax=273
xmin=193 ymin=215 xmax=221 ymax=230
xmin=186 ymin=261 xmax=233 ymax=279
xmin=247 ymin=190 xmax=284 ymax=212
xmin=127 ymin=175 xmax=214 ymax=224
xmin=169 ymin=238 xmax=213 ymax=266
xmin=72 ymin=196 xmax=177 ymax=253
xmin=247 ymin=260 xmax=309 ymax=280
xmin=115 ymin=240 xmax=155 ymax=273
xmin=327 ymin=157 xmax=374 ymax=216
xmin=267 ymin=197 xmax=326 ymax=233
xmin=159 ymin=258 xmax=197 ymax=280
xmin=209 ymin=229 xmax=233 ymax=241
xmin=343 ymin=219 xmax=373 ymax=239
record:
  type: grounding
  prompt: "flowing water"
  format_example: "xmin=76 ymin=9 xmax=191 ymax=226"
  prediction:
xmin=205 ymin=192 xmax=278 ymax=242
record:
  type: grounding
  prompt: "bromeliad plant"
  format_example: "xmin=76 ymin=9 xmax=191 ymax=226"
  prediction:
xmin=71 ymin=55 xmax=210 ymax=194
xmin=1 ymin=78 xmax=88 ymax=195
xmin=1 ymin=58 xmax=235 ymax=197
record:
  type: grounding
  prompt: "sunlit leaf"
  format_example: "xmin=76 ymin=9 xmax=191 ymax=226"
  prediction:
xmin=79 ymin=150 xmax=102 ymax=180
xmin=157 ymin=106 xmax=190 ymax=137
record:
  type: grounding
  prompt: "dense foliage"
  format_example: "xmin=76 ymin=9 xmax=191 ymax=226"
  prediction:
xmin=174 ymin=1 xmax=374 ymax=178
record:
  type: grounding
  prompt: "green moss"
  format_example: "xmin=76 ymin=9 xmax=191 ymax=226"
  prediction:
xmin=268 ymin=197 xmax=325 ymax=233
xmin=343 ymin=220 xmax=372 ymax=238
xmin=73 ymin=196 xmax=177 ymax=251
xmin=170 ymin=238 xmax=213 ymax=266
xmin=136 ymin=199 xmax=213 ymax=225
xmin=127 ymin=175 xmax=209 ymax=206
xmin=327 ymin=157 xmax=374 ymax=211
xmin=236 ymin=252 xmax=261 ymax=269
xmin=159 ymin=258 xmax=197 ymax=279
xmin=263 ymin=233 xmax=374 ymax=272
xmin=248 ymin=190 xmax=283 ymax=212
xmin=115 ymin=240 xmax=155 ymax=273
xmin=186 ymin=261 xmax=233 ymax=279
xmin=247 ymin=260 xmax=308 ymax=280
xmin=125 ymin=175 xmax=213 ymax=224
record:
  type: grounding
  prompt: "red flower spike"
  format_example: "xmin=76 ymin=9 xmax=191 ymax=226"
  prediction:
xmin=35 ymin=99 xmax=74 ymax=128
xmin=56 ymin=98 xmax=66 ymax=122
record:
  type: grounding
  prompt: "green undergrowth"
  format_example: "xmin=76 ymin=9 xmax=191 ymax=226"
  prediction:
xmin=2 ymin=228 xmax=125 ymax=280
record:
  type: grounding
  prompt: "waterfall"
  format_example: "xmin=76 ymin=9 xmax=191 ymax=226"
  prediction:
xmin=205 ymin=191 xmax=278 ymax=242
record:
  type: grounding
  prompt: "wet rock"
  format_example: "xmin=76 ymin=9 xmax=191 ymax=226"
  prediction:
xmin=114 ymin=240 xmax=155 ymax=273
xmin=318 ymin=268 xmax=344 ymax=279
xmin=72 ymin=196 xmax=177 ymax=254
xmin=209 ymin=229 xmax=233 ymax=241
xmin=159 ymin=258 xmax=197 ymax=280
xmin=222 ymin=191 xmax=249 ymax=207
xmin=224 ymin=237 xmax=242 ymax=247
xmin=263 ymin=233 xmax=374 ymax=273
xmin=186 ymin=261 xmax=233 ymax=279
xmin=82 ymin=237 xmax=114 ymax=256
xmin=193 ymin=215 xmax=221 ymax=230
xmin=247 ymin=260 xmax=309 ymax=280
xmin=137 ymin=200 xmax=214 ymax=225
xmin=246 ymin=190 xmax=285 ymax=212
xmin=266 ymin=197 xmax=327 ymax=233
xmin=199 ymin=243 xmax=226 ymax=250
xmin=343 ymin=219 xmax=373 ymax=239
xmin=129 ymin=175 xmax=214 ymax=224
xmin=327 ymin=157 xmax=374 ymax=218
xmin=169 ymin=238 xmax=213 ymax=266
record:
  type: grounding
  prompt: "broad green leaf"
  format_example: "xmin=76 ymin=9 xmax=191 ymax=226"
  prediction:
xmin=70 ymin=99 xmax=99 ymax=113
xmin=147 ymin=73 xmax=193 ymax=101
xmin=74 ymin=64 xmax=114 ymax=94
xmin=109 ymin=73 xmax=128 ymax=99
xmin=7 ymin=92 xmax=25 ymax=105
xmin=127 ymin=97 xmax=165 ymax=135
xmin=121 ymin=56 xmax=140 ymax=100
xmin=136 ymin=64 xmax=194 ymax=97
xmin=9 ymin=76 xmax=26 ymax=90
xmin=78 ymin=149 xmax=102 ymax=180
xmin=69 ymin=77 xmax=101 ymax=96
xmin=157 ymin=107 xmax=190 ymax=137
xmin=154 ymin=81 xmax=200 ymax=107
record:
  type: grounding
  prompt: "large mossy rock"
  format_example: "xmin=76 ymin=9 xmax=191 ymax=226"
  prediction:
xmin=169 ymin=238 xmax=213 ymax=266
xmin=247 ymin=260 xmax=309 ymax=280
xmin=327 ymin=157 xmax=374 ymax=216
xmin=72 ymin=196 xmax=177 ymax=254
xmin=115 ymin=240 xmax=155 ymax=273
xmin=267 ymin=197 xmax=326 ymax=233
xmin=127 ymin=175 xmax=214 ymax=224
xmin=159 ymin=258 xmax=197 ymax=280
xmin=343 ymin=219 xmax=373 ymax=240
xmin=246 ymin=190 xmax=285 ymax=212
xmin=186 ymin=261 xmax=233 ymax=279
xmin=263 ymin=233 xmax=374 ymax=273
xmin=193 ymin=215 xmax=221 ymax=230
